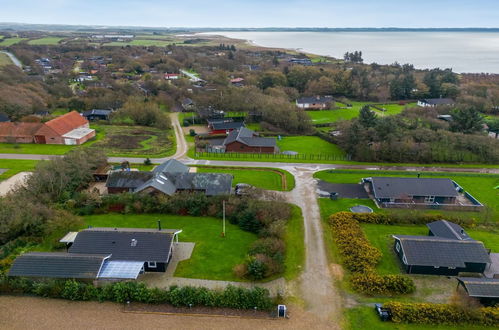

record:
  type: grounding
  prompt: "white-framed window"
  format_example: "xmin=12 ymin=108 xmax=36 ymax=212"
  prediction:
xmin=402 ymin=255 xmax=408 ymax=265
xmin=424 ymin=196 xmax=435 ymax=203
xmin=449 ymin=267 xmax=456 ymax=269
xmin=434 ymin=266 xmax=440 ymax=269
xmin=395 ymin=242 xmax=401 ymax=252
xmin=147 ymin=261 xmax=157 ymax=268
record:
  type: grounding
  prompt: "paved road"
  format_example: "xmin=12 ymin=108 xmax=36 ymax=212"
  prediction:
xmin=0 ymin=51 xmax=23 ymax=68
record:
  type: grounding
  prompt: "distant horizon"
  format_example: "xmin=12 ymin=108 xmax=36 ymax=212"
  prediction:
xmin=1 ymin=22 xmax=499 ymax=31
xmin=1 ymin=0 xmax=498 ymax=28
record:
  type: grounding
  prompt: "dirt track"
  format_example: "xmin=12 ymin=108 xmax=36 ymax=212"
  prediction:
xmin=0 ymin=296 xmax=338 ymax=330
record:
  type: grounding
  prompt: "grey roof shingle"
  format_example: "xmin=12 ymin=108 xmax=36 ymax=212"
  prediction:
xmin=152 ymin=159 xmax=189 ymax=175
xmin=165 ymin=172 xmax=233 ymax=196
xmin=427 ymin=220 xmax=472 ymax=241
xmin=420 ymin=98 xmax=455 ymax=105
xmin=394 ymin=235 xmax=491 ymax=268
xmin=106 ymin=171 xmax=153 ymax=189
xmin=9 ymin=252 xmax=109 ymax=279
xmin=371 ymin=177 xmax=459 ymax=199
xmin=296 ymin=96 xmax=333 ymax=104
xmin=82 ymin=109 xmax=112 ymax=117
xmin=223 ymin=127 xmax=276 ymax=148
xmin=457 ymin=277 xmax=499 ymax=298
xmin=69 ymin=228 xmax=174 ymax=263
xmin=210 ymin=121 xmax=245 ymax=131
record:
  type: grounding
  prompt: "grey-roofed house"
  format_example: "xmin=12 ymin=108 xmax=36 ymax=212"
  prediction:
xmin=69 ymin=227 xmax=178 ymax=273
xmin=181 ymin=98 xmax=194 ymax=111
xmin=427 ymin=220 xmax=472 ymax=241
xmin=136 ymin=172 xmax=232 ymax=196
xmin=82 ymin=109 xmax=112 ymax=121
xmin=152 ymin=159 xmax=189 ymax=175
xmin=364 ymin=177 xmax=461 ymax=208
xmin=106 ymin=171 xmax=153 ymax=194
xmin=0 ymin=113 xmax=10 ymax=122
xmin=9 ymin=252 xmax=110 ymax=279
xmin=296 ymin=95 xmax=334 ymax=109
xmin=392 ymin=219 xmax=491 ymax=276
xmin=457 ymin=277 xmax=499 ymax=305
xmin=107 ymin=159 xmax=233 ymax=196
xmin=417 ymin=98 xmax=455 ymax=107
xmin=223 ymin=127 xmax=277 ymax=154
xmin=207 ymin=119 xmax=245 ymax=134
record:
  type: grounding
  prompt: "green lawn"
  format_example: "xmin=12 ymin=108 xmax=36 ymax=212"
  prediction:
xmin=362 ymin=223 xmax=499 ymax=275
xmin=344 ymin=306 xmax=497 ymax=330
xmin=0 ymin=38 xmax=28 ymax=46
xmin=83 ymin=213 xmax=257 ymax=281
xmin=277 ymin=136 xmax=346 ymax=157
xmin=307 ymin=102 xmax=417 ymax=125
xmin=27 ymin=37 xmax=64 ymax=45
xmin=0 ymin=53 xmax=13 ymax=66
xmin=0 ymin=159 xmax=39 ymax=181
xmin=283 ymin=205 xmax=305 ymax=280
xmin=195 ymin=166 xmax=295 ymax=191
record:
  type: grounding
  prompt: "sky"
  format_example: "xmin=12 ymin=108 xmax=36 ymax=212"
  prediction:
xmin=1 ymin=0 xmax=498 ymax=28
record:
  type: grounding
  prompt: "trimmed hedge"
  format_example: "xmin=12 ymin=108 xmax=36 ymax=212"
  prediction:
xmin=385 ymin=301 xmax=499 ymax=326
xmin=329 ymin=212 xmax=415 ymax=295
xmin=348 ymin=212 xmax=475 ymax=227
xmin=0 ymin=275 xmax=274 ymax=310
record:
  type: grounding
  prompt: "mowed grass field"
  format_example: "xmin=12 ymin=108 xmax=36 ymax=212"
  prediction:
xmin=27 ymin=37 xmax=64 ymax=45
xmin=307 ymin=102 xmax=417 ymax=124
xmin=0 ymin=159 xmax=39 ymax=181
xmin=314 ymin=169 xmax=499 ymax=221
xmin=361 ymin=223 xmax=499 ymax=275
xmin=195 ymin=166 xmax=295 ymax=191
xmin=0 ymin=38 xmax=28 ymax=46
xmin=277 ymin=136 xmax=346 ymax=157
xmin=83 ymin=213 xmax=257 ymax=281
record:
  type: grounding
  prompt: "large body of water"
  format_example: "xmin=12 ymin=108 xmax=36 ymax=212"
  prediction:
xmin=202 ymin=31 xmax=499 ymax=74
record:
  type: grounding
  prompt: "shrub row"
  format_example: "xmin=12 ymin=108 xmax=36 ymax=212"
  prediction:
xmin=348 ymin=212 xmax=475 ymax=227
xmin=329 ymin=212 xmax=415 ymax=295
xmin=384 ymin=301 xmax=499 ymax=326
xmin=0 ymin=275 xmax=274 ymax=310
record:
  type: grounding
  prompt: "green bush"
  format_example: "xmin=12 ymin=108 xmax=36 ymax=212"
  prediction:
xmin=385 ymin=301 xmax=499 ymax=326
xmin=0 ymin=277 xmax=274 ymax=311
xmin=329 ymin=212 xmax=415 ymax=295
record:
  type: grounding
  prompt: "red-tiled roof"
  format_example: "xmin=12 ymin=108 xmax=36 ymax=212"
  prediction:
xmin=45 ymin=111 xmax=88 ymax=135
xmin=0 ymin=122 xmax=44 ymax=137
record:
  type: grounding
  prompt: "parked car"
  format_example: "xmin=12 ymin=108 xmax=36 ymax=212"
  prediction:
xmin=374 ymin=303 xmax=391 ymax=321
xmin=235 ymin=183 xmax=253 ymax=196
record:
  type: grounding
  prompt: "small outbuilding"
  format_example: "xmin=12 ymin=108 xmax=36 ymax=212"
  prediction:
xmin=417 ymin=98 xmax=455 ymax=107
xmin=82 ymin=109 xmax=112 ymax=121
xmin=223 ymin=127 xmax=277 ymax=154
xmin=457 ymin=277 xmax=499 ymax=306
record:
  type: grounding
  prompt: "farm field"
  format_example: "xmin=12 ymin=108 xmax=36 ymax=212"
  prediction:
xmin=195 ymin=166 xmax=295 ymax=191
xmin=90 ymin=125 xmax=175 ymax=157
xmin=27 ymin=37 xmax=64 ymax=45
xmin=0 ymin=37 xmax=27 ymax=46
xmin=361 ymin=223 xmax=499 ymax=275
xmin=104 ymin=39 xmax=173 ymax=47
xmin=0 ymin=52 xmax=13 ymax=66
xmin=83 ymin=213 xmax=256 ymax=281
xmin=0 ymin=159 xmax=39 ymax=181
xmin=314 ymin=169 xmax=499 ymax=221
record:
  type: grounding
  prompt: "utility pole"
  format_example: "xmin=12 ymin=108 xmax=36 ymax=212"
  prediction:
xmin=222 ymin=200 xmax=226 ymax=237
